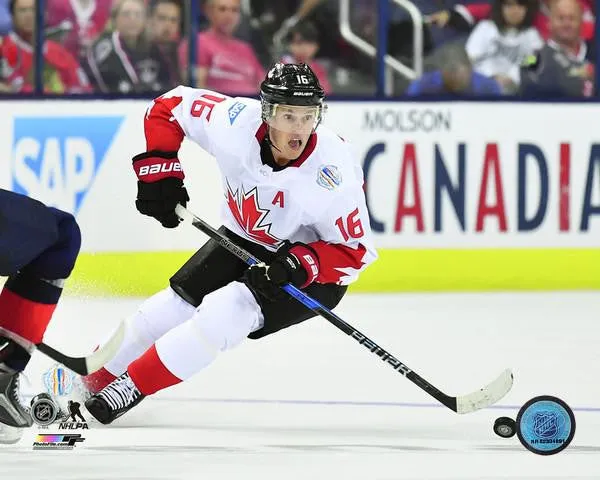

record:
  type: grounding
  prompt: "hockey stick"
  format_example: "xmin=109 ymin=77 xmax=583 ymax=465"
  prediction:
xmin=175 ymin=205 xmax=513 ymax=414
xmin=36 ymin=321 xmax=126 ymax=375
xmin=2 ymin=321 xmax=125 ymax=376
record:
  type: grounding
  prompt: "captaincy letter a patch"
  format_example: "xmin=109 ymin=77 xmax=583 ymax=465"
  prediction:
xmin=272 ymin=191 xmax=285 ymax=208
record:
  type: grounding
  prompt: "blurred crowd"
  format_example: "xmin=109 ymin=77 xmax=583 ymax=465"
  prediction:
xmin=0 ymin=0 xmax=595 ymax=97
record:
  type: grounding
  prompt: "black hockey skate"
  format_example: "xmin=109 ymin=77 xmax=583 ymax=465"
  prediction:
xmin=0 ymin=337 xmax=33 ymax=428
xmin=85 ymin=372 xmax=145 ymax=424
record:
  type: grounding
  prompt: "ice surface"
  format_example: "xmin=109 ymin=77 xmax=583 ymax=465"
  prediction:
xmin=0 ymin=292 xmax=598 ymax=479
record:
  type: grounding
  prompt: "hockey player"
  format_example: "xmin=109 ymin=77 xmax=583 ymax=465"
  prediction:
xmin=0 ymin=189 xmax=81 ymax=428
xmin=83 ymin=63 xmax=377 ymax=424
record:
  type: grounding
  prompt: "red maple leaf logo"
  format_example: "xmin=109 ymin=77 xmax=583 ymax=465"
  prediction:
xmin=226 ymin=183 xmax=281 ymax=247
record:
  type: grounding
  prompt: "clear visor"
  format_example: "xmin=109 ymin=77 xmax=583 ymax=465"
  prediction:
xmin=265 ymin=103 xmax=323 ymax=134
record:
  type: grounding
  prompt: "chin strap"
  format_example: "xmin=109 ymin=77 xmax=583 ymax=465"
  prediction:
xmin=265 ymin=126 xmax=282 ymax=153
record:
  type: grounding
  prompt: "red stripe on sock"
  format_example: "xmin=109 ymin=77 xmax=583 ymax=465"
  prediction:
xmin=0 ymin=289 xmax=56 ymax=344
xmin=128 ymin=345 xmax=182 ymax=395
xmin=82 ymin=367 xmax=117 ymax=394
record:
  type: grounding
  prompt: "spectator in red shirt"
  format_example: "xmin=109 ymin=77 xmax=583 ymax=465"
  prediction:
xmin=0 ymin=0 xmax=90 ymax=93
xmin=45 ymin=0 xmax=111 ymax=60
xmin=428 ymin=0 xmax=595 ymax=41
xmin=180 ymin=0 xmax=265 ymax=95
xmin=280 ymin=21 xmax=331 ymax=94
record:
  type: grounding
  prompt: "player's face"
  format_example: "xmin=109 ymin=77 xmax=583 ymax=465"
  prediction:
xmin=267 ymin=105 xmax=319 ymax=160
xmin=269 ymin=126 xmax=312 ymax=161
xmin=267 ymin=105 xmax=320 ymax=135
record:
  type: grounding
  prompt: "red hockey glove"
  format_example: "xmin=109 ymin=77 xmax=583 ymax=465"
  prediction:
xmin=268 ymin=242 xmax=320 ymax=288
xmin=132 ymin=150 xmax=189 ymax=228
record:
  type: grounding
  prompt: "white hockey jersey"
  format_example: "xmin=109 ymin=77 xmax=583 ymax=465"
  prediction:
xmin=143 ymin=86 xmax=377 ymax=285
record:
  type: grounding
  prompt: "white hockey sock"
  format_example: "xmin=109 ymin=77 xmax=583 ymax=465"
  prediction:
xmin=102 ymin=287 xmax=196 ymax=376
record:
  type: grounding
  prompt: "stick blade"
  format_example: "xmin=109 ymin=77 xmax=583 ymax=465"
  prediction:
xmin=84 ymin=321 xmax=126 ymax=374
xmin=36 ymin=321 xmax=126 ymax=375
xmin=456 ymin=368 xmax=514 ymax=414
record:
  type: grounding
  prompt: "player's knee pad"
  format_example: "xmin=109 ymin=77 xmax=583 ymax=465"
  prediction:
xmin=27 ymin=208 xmax=81 ymax=280
xmin=134 ymin=287 xmax=196 ymax=341
xmin=151 ymin=283 xmax=263 ymax=380
xmin=190 ymin=281 xmax=264 ymax=353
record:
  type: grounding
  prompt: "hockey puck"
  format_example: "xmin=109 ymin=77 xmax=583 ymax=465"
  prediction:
xmin=493 ymin=416 xmax=517 ymax=438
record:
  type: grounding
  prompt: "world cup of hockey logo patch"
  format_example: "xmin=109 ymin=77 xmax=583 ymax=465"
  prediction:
xmin=317 ymin=164 xmax=342 ymax=191
xmin=43 ymin=364 xmax=75 ymax=397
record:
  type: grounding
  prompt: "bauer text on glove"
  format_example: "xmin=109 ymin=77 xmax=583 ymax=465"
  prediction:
xmin=132 ymin=150 xmax=189 ymax=228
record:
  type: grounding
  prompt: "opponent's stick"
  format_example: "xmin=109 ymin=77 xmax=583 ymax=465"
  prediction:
xmin=175 ymin=205 xmax=513 ymax=414
xmin=3 ymin=322 xmax=125 ymax=376
xmin=36 ymin=321 xmax=125 ymax=375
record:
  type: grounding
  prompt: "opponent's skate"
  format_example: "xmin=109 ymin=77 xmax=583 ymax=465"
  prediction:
xmin=84 ymin=372 xmax=144 ymax=424
xmin=0 ymin=336 xmax=32 ymax=428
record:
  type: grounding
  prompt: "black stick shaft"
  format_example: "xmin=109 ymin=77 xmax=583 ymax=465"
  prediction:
xmin=36 ymin=342 xmax=89 ymax=375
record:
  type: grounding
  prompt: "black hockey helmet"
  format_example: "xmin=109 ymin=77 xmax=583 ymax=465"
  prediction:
xmin=260 ymin=63 xmax=326 ymax=133
xmin=260 ymin=63 xmax=325 ymax=107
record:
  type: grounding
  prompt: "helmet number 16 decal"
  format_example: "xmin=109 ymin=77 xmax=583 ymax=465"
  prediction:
xmin=296 ymin=74 xmax=311 ymax=84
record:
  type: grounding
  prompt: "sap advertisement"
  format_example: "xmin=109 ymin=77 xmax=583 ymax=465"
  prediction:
xmin=0 ymin=100 xmax=223 ymax=253
xmin=0 ymin=100 xmax=599 ymax=252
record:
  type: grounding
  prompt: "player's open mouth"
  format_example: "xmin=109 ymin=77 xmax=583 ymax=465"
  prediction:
xmin=288 ymin=138 xmax=302 ymax=150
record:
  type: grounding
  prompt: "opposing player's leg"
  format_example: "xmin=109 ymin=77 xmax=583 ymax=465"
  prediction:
xmin=85 ymin=258 xmax=346 ymax=424
xmin=0 ymin=191 xmax=81 ymax=428
xmin=80 ymin=227 xmax=265 ymax=394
